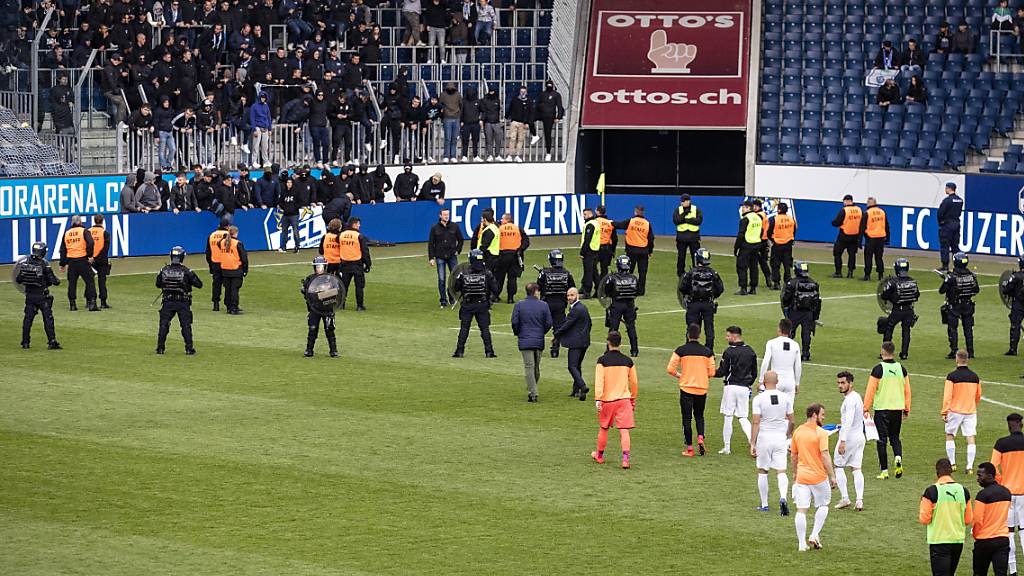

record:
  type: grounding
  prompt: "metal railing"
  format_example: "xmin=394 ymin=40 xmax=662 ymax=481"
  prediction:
xmin=37 ymin=131 xmax=82 ymax=166
xmin=990 ymin=29 xmax=1023 ymax=69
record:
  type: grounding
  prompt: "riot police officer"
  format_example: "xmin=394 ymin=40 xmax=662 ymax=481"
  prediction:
xmin=156 ymin=246 xmax=203 ymax=355
xmin=537 ymin=249 xmax=575 ymax=357
xmin=939 ymin=252 xmax=979 ymax=359
xmin=302 ymin=256 xmax=339 ymax=358
xmin=678 ymin=247 xmax=724 ymax=352
xmin=16 ymin=242 xmax=61 ymax=350
xmin=1002 ymin=256 xmax=1024 ymax=356
xmin=453 ymin=249 xmax=499 ymax=358
xmin=782 ymin=261 xmax=821 ymax=361
xmin=879 ymin=258 xmax=920 ymax=360
xmin=603 ymin=254 xmax=640 ymax=357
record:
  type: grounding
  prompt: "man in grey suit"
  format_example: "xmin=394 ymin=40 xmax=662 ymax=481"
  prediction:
xmin=552 ymin=287 xmax=593 ymax=401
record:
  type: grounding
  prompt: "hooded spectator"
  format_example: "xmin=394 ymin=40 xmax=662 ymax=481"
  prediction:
xmin=119 ymin=173 xmax=139 ymax=212
xmin=394 ymin=164 xmax=420 ymax=201
xmin=371 ymin=164 xmax=393 ymax=203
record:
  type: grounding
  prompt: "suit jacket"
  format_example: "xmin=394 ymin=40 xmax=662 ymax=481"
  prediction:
xmin=553 ymin=300 xmax=591 ymax=350
xmin=511 ymin=296 xmax=553 ymax=350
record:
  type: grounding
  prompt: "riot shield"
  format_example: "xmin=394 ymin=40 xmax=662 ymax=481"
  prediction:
xmin=10 ymin=256 xmax=39 ymax=294
xmin=306 ymin=273 xmax=344 ymax=313
xmin=677 ymin=275 xmax=688 ymax=309
xmin=999 ymin=269 xmax=1014 ymax=310
xmin=446 ymin=262 xmax=472 ymax=307
xmin=876 ymin=277 xmax=892 ymax=314
xmin=597 ymin=276 xmax=613 ymax=309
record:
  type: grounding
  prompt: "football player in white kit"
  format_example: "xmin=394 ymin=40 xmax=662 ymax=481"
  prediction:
xmin=833 ymin=371 xmax=866 ymax=511
xmin=759 ymin=318 xmax=803 ymax=400
xmin=751 ymin=371 xmax=795 ymax=516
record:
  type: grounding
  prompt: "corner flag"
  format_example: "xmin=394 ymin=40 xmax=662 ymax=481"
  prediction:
xmin=596 ymin=172 xmax=606 ymax=204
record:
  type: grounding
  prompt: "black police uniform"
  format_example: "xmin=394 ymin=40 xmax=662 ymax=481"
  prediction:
xmin=679 ymin=265 xmax=724 ymax=351
xmin=538 ymin=265 xmax=575 ymax=357
xmin=782 ymin=275 xmax=821 ymax=359
xmin=1004 ymin=269 xmax=1024 ymax=354
xmin=454 ymin=263 xmax=499 ymax=356
xmin=604 ymin=272 xmax=640 ymax=355
xmin=937 ymin=193 xmax=963 ymax=271
xmin=880 ymin=274 xmax=920 ymax=358
xmin=156 ymin=262 xmax=203 ymax=353
xmin=303 ymin=273 xmax=338 ymax=355
xmin=939 ymin=269 xmax=979 ymax=356
xmin=17 ymin=256 xmax=60 ymax=348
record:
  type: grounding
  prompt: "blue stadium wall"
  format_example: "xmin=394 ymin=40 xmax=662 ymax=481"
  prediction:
xmin=2 ymin=172 xmax=1024 ymax=264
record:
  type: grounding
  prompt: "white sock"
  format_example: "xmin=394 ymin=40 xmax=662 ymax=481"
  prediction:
xmin=723 ymin=416 xmax=733 ymax=450
xmin=966 ymin=444 xmax=976 ymax=470
xmin=758 ymin=473 xmax=769 ymax=507
xmin=853 ymin=470 xmax=865 ymax=502
xmin=1009 ymin=529 xmax=1018 ymax=574
xmin=795 ymin=511 xmax=807 ymax=547
xmin=835 ymin=468 xmax=849 ymax=500
xmin=810 ymin=505 xmax=829 ymax=540
xmin=738 ymin=417 xmax=752 ymax=441
xmin=945 ymin=440 xmax=956 ymax=464
xmin=777 ymin=472 xmax=789 ymax=501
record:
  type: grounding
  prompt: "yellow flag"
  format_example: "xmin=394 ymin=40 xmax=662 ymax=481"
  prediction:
xmin=596 ymin=173 xmax=606 ymax=204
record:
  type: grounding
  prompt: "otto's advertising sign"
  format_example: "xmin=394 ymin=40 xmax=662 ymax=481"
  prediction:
xmin=581 ymin=0 xmax=752 ymax=129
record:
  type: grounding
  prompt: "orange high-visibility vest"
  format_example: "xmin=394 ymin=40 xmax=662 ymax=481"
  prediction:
xmin=209 ymin=229 xmax=229 ymax=263
xmin=865 ymin=206 xmax=887 ymax=239
xmin=597 ymin=217 xmax=614 ymax=245
xmin=758 ymin=212 xmax=769 ymax=240
xmin=88 ymin=226 xmax=105 ymax=257
xmin=499 ymin=223 xmax=522 ymax=251
xmin=219 ymin=238 xmax=242 ymax=270
xmin=322 ymin=233 xmax=342 ymax=264
xmin=625 ymin=217 xmax=650 ymax=248
xmin=339 ymin=229 xmax=362 ymax=262
xmin=63 ymin=227 xmax=88 ymax=258
xmin=771 ymin=214 xmax=795 ymax=244
xmin=840 ymin=206 xmax=863 ymax=236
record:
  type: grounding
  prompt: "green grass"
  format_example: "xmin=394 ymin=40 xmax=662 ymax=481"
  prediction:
xmin=1 ymin=235 xmax=1022 ymax=575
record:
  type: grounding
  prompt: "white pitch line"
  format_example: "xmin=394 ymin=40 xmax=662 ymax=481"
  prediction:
xmin=980 ymin=396 xmax=1024 ymax=411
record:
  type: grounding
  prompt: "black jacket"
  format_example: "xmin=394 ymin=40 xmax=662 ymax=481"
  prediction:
xmin=480 ymin=93 xmax=501 ymax=123
xmin=323 ymin=195 xmax=352 ymax=224
xmin=428 ymin=220 xmax=464 ymax=260
xmin=418 ymin=179 xmax=446 ymax=202
xmin=536 ymin=88 xmax=564 ymax=120
xmin=552 ymin=300 xmax=591 ymax=349
xmin=394 ymin=172 xmax=420 ymax=201
xmin=277 ymin=185 xmax=302 ymax=216
xmin=715 ymin=341 xmax=758 ymax=387
xmin=506 ymin=95 xmax=535 ymax=123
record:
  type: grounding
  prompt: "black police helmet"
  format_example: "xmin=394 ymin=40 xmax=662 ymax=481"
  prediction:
xmin=953 ymin=252 xmax=969 ymax=269
xmin=794 ymin=261 xmax=810 ymax=277
xmin=30 ymin=242 xmax=47 ymax=258
xmin=894 ymin=258 xmax=910 ymax=276
xmin=616 ymin=254 xmax=631 ymax=272
xmin=312 ymin=255 xmax=327 ymax=271
xmin=469 ymin=248 xmax=484 ymax=264
xmin=170 ymin=246 xmax=186 ymax=264
xmin=548 ymin=249 xmax=563 ymax=267
xmin=695 ymin=247 xmax=710 ymax=266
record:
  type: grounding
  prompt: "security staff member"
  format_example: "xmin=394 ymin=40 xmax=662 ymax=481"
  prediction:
xmin=1002 ymin=256 xmax=1024 ymax=355
xmin=339 ymin=216 xmax=371 ymax=311
xmin=861 ymin=197 xmax=889 ymax=281
xmin=595 ymin=205 xmax=616 ymax=283
xmin=735 ymin=200 xmax=762 ymax=295
xmin=537 ymin=249 xmax=575 ymax=357
xmin=673 ymin=194 xmax=702 ymax=277
xmin=751 ymin=199 xmax=773 ymax=287
xmin=59 ymin=214 xmax=97 ymax=311
xmin=614 ymin=205 xmax=655 ymax=296
xmin=318 ymin=218 xmax=343 ymax=275
xmin=155 ymin=246 xmax=203 ymax=355
xmin=782 ymin=261 xmax=821 ymax=361
xmin=832 ymin=194 xmax=863 ymax=278
xmin=678 ymin=248 xmax=725 ymax=352
xmin=767 ymin=202 xmax=797 ymax=290
xmin=218 ymin=226 xmax=248 ymax=315
xmin=17 ymin=242 xmax=61 ymax=350
xmin=89 ymin=214 xmax=112 ymax=308
xmin=604 ymin=254 xmax=640 ymax=357
xmin=453 ymin=249 xmax=499 ymax=358
xmin=579 ymin=207 xmax=600 ymax=299
xmin=471 ymin=208 xmax=500 ymax=272
xmin=939 ymin=252 xmax=979 ymax=359
xmin=880 ymin=258 xmax=920 ymax=360
xmin=205 ymin=217 xmax=231 ymax=311
xmin=937 ymin=182 xmax=964 ymax=273
xmin=302 ymin=256 xmax=338 ymax=358
xmin=494 ymin=213 xmax=531 ymax=303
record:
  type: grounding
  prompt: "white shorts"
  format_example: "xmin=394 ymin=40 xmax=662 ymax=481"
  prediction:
xmin=833 ymin=435 xmax=865 ymax=469
xmin=720 ymin=385 xmax=751 ymax=417
xmin=943 ymin=412 xmax=977 ymax=437
xmin=776 ymin=375 xmax=797 ymax=399
xmin=793 ymin=480 xmax=832 ymax=509
xmin=1009 ymin=494 xmax=1024 ymax=529
xmin=756 ymin=433 xmax=789 ymax=471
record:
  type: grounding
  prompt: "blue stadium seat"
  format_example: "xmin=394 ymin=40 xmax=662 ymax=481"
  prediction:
xmin=782 ymin=151 xmax=801 ymax=163
xmin=980 ymin=160 xmax=999 ymax=172
xmin=909 ymin=156 xmax=927 ymax=169
xmin=999 ymin=159 xmax=1018 ymax=173
xmin=826 ymin=152 xmax=844 ymax=165
xmin=868 ymin=154 xmax=888 ymax=167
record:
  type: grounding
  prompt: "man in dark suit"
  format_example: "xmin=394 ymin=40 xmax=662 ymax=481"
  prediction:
xmin=552 ymin=287 xmax=593 ymax=401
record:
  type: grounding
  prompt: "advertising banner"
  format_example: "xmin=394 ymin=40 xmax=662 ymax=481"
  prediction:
xmin=581 ymin=0 xmax=752 ymax=129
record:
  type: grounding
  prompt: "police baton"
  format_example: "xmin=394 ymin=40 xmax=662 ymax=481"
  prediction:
xmin=449 ymin=295 xmax=461 ymax=311
xmin=150 ymin=292 xmax=162 ymax=307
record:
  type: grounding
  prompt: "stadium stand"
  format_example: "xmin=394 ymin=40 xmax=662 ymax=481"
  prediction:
xmin=0 ymin=105 xmax=79 ymax=176
xmin=758 ymin=0 xmax=1024 ymax=173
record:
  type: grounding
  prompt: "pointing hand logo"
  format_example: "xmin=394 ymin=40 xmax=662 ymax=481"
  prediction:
xmin=647 ymin=29 xmax=697 ymax=74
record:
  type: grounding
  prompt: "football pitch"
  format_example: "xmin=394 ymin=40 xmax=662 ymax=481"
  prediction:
xmin=1 ymin=235 xmax=1022 ymax=575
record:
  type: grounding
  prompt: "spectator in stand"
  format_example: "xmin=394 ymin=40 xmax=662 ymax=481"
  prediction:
xmin=934 ymin=21 xmax=954 ymax=54
xmin=512 ymin=0 xmax=535 ymax=28
xmin=461 ymin=87 xmax=483 ymax=162
xmin=905 ymin=75 xmax=928 ymax=105
xmin=235 ymin=166 xmax=256 ymax=212
xmin=1014 ymin=7 xmax=1024 ymax=54
xmin=402 ymin=0 xmax=424 ymax=47
xmin=49 ymin=75 xmax=75 ymax=135
xmin=171 ymin=107 xmax=196 ymax=170
xmin=351 ymin=164 xmax=373 ymax=203
xmin=119 ymin=173 xmax=139 ymax=213
xmin=440 ymin=82 xmax=463 ymax=162
xmin=255 ymin=163 xmax=281 ymax=208
xmin=154 ymin=169 xmax=172 ymax=211
xmin=460 ymin=0 xmax=478 ymax=46
xmin=330 ymin=92 xmax=354 ymax=166
xmin=380 ymin=83 xmax=406 ymax=164
xmin=277 ymin=176 xmax=302 ymax=253
xmin=404 ymin=95 xmax=428 ymax=163
xmin=394 ymin=164 xmax=420 ymax=201
xmin=873 ymin=40 xmax=899 ymax=71
xmin=216 ymin=173 xmax=238 ymax=219
xmin=170 ymin=171 xmax=201 ymax=214
xmin=423 ymin=0 xmax=449 ymax=64
xmin=250 ymin=91 xmax=273 ymax=169
xmin=371 ymin=164 xmax=393 ymax=203
xmin=136 ymin=171 xmax=163 ymax=212
xmin=481 ymin=87 xmax=503 ymax=161
xmin=419 ymin=172 xmax=446 ymax=204
xmin=101 ymin=52 xmax=129 ymax=127
xmin=450 ymin=12 xmax=470 ymax=63
xmin=953 ymin=21 xmax=975 ymax=54
xmin=537 ymin=80 xmax=564 ymax=162
xmin=308 ymin=90 xmax=331 ymax=168
xmin=425 ymin=95 xmax=444 ymax=162
xmin=900 ymin=38 xmax=925 ymax=73
xmin=877 ymin=77 xmax=902 ymax=108
xmin=506 ymin=85 xmax=538 ymax=162
xmin=477 ymin=0 xmax=497 ymax=45
xmin=993 ymin=0 xmax=1015 ymax=31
